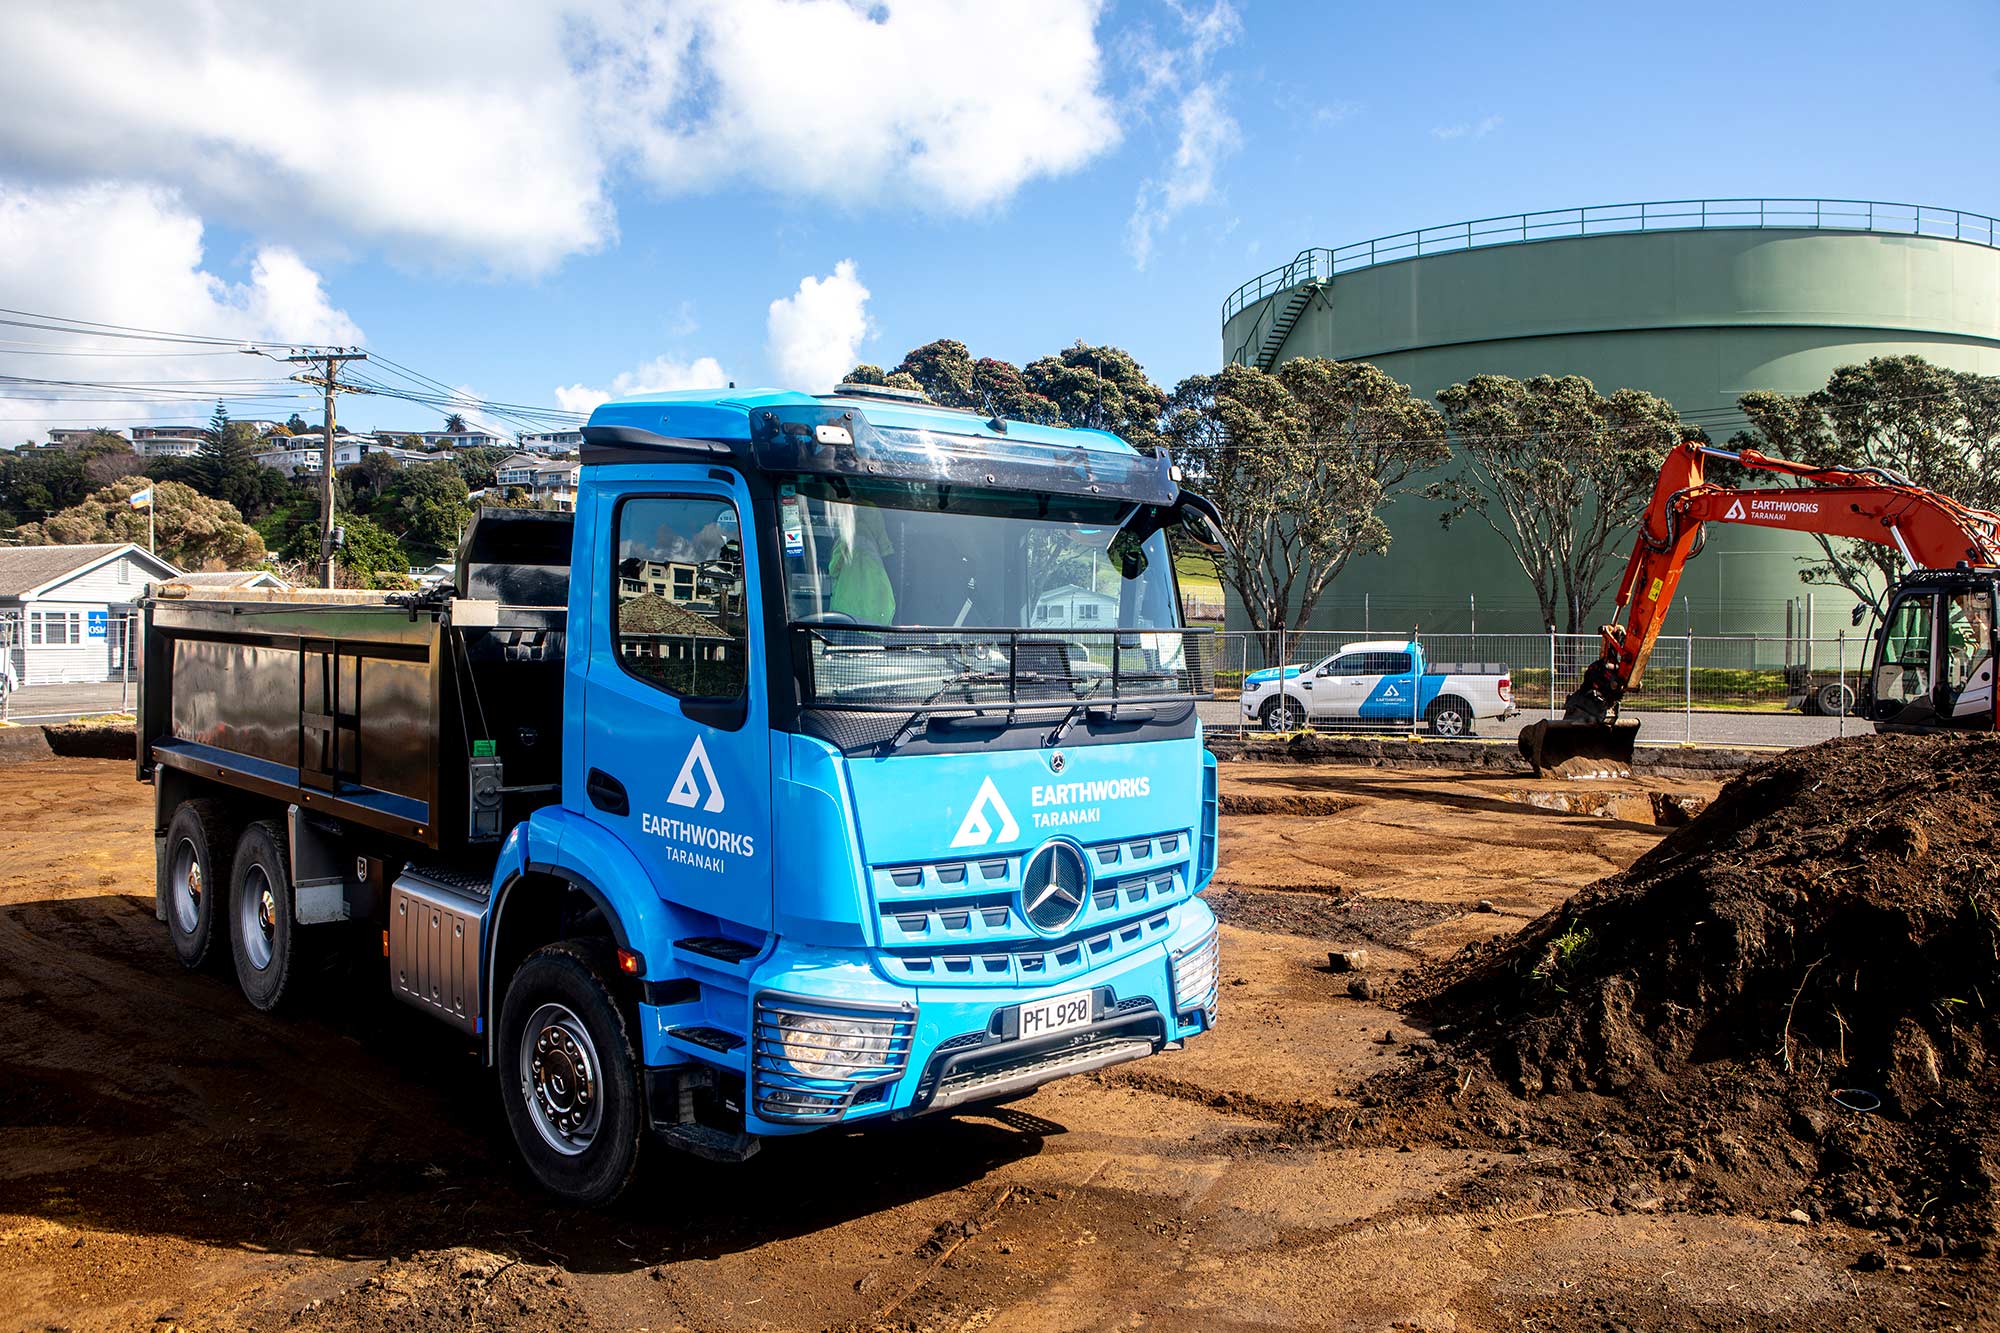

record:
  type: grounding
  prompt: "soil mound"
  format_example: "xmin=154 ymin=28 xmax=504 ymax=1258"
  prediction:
xmin=296 ymin=1248 xmax=592 ymax=1331
xmin=1415 ymin=734 xmax=2000 ymax=1250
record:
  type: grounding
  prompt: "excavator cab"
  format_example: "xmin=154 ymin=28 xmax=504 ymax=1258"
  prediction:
xmin=1867 ymin=571 xmax=1998 ymax=733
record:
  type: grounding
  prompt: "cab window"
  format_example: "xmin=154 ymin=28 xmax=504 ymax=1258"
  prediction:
xmin=613 ymin=496 xmax=747 ymax=699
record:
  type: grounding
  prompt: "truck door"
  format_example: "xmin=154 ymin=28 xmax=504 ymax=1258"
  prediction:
xmin=1311 ymin=651 xmax=1372 ymax=720
xmin=1357 ymin=650 xmax=1418 ymax=725
xmin=580 ymin=478 xmax=772 ymax=932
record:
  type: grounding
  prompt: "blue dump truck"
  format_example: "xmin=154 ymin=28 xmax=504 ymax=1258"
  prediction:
xmin=137 ymin=385 xmax=1226 ymax=1203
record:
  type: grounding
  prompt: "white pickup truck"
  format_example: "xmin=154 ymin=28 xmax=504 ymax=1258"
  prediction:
xmin=1238 ymin=639 xmax=1517 ymax=735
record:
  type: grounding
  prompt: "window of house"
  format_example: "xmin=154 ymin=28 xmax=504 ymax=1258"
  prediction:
xmin=672 ymin=566 xmax=696 ymax=600
xmin=614 ymin=497 xmax=746 ymax=700
xmin=29 ymin=611 xmax=80 ymax=646
xmin=1077 ymin=602 xmax=1100 ymax=621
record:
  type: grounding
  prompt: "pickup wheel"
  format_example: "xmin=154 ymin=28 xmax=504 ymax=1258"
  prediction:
xmin=1425 ymin=697 xmax=1473 ymax=738
xmin=163 ymin=799 xmax=233 ymax=969
xmin=1259 ymin=696 xmax=1306 ymax=732
xmin=229 ymin=820 xmax=298 ymax=1011
xmin=499 ymin=941 xmax=644 ymax=1207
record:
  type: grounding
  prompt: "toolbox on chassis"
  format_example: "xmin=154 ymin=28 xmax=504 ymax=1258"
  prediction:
xmin=137 ymin=387 xmax=1227 ymax=1204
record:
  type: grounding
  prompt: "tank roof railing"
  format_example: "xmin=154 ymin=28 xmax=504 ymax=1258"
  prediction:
xmin=1222 ymin=198 xmax=2000 ymax=326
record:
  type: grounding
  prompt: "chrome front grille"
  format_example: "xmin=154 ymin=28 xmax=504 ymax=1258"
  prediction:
xmin=750 ymin=993 xmax=917 ymax=1123
xmin=871 ymin=831 xmax=1193 ymax=986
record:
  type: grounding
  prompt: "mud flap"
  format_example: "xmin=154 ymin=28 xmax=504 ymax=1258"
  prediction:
xmin=1518 ymin=719 xmax=1641 ymax=778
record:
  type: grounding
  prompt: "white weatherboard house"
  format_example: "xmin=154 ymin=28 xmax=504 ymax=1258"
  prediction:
xmin=0 ymin=544 xmax=181 ymax=684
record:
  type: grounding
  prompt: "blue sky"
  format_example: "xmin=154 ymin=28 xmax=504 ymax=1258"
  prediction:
xmin=1 ymin=0 xmax=1996 ymax=441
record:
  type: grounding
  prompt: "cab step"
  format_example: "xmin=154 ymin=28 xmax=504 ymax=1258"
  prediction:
xmin=674 ymin=936 xmax=760 ymax=964
xmin=657 ymin=1122 xmax=761 ymax=1162
xmin=664 ymin=1025 xmax=744 ymax=1054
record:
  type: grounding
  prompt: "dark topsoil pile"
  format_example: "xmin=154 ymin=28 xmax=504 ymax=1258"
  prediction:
xmin=1403 ymin=734 xmax=2000 ymax=1259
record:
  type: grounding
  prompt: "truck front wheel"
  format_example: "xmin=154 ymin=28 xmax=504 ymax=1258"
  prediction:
xmin=229 ymin=820 xmax=298 ymax=1011
xmin=164 ymin=800 xmax=233 ymax=969
xmin=498 ymin=942 xmax=644 ymax=1207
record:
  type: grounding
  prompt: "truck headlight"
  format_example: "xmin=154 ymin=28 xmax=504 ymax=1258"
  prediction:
xmin=1171 ymin=929 xmax=1220 ymax=1023
xmin=777 ymin=1016 xmax=892 ymax=1079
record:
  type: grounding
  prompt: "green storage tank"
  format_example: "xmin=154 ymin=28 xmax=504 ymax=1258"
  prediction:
xmin=1220 ymin=200 xmax=2000 ymax=637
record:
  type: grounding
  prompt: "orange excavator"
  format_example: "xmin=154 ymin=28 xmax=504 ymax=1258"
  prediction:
xmin=1521 ymin=440 xmax=2000 ymax=775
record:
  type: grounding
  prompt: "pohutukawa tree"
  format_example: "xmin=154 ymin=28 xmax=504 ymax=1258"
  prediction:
xmin=1430 ymin=373 xmax=1688 ymax=632
xmin=1163 ymin=358 xmax=1448 ymax=652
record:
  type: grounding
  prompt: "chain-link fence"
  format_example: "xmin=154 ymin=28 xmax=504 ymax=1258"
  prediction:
xmin=1 ymin=610 xmax=142 ymax=723
xmin=1211 ymin=628 xmax=1869 ymax=740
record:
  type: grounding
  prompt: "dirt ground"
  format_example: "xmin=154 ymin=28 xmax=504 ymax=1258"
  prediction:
xmin=0 ymin=756 xmax=1973 ymax=1332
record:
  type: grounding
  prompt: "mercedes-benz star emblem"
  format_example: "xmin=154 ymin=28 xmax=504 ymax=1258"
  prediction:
xmin=1022 ymin=843 xmax=1088 ymax=934
xmin=1049 ymin=750 xmax=1066 ymax=773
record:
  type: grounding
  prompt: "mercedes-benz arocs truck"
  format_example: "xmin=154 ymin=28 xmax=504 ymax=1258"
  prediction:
xmin=137 ymin=385 xmax=1226 ymax=1204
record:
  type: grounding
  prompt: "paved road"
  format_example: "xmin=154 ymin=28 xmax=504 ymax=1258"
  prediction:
xmin=7 ymin=679 xmax=1860 ymax=749
xmin=1198 ymin=699 xmax=1857 ymax=750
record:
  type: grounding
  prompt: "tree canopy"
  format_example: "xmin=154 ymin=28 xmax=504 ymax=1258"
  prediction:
xmin=1163 ymin=358 xmax=1449 ymax=639
xmin=18 ymin=477 xmax=265 ymax=570
xmin=1431 ymin=374 xmax=1689 ymax=632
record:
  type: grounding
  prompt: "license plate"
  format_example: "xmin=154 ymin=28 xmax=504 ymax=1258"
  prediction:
xmin=1015 ymin=988 xmax=1093 ymax=1041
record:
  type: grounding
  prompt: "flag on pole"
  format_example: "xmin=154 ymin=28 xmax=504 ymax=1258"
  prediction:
xmin=127 ymin=486 xmax=153 ymax=508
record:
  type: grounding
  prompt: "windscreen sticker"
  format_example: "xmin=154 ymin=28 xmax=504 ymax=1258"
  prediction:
xmin=779 ymin=488 xmax=806 ymax=556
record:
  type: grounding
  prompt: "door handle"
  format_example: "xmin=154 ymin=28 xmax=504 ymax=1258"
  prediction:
xmin=586 ymin=768 xmax=629 ymax=816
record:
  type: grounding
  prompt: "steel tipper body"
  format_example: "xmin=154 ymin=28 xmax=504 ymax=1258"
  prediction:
xmin=137 ymin=385 xmax=1225 ymax=1203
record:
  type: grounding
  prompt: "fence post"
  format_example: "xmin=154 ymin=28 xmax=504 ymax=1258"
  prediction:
xmin=1547 ymin=629 xmax=1557 ymax=719
xmin=1684 ymin=629 xmax=1694 ymax=742
xmin=120 ymin=614 xmax=131 ymax=714
xmin=1411 ymin=626 xmax=1421 ymax=734
xmin=1836 ymin=630 xmax=1847 ymax=739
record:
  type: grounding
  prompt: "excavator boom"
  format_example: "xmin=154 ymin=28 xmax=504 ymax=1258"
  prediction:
xmin=1520 ymin=441 xmax=2000 ymax=775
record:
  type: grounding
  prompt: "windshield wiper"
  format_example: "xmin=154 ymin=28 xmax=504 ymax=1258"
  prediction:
xmin=879 ymin=667 xmax=1011 ymax=754
xmin=1043 ymin=676 xmax=1107 ymax=748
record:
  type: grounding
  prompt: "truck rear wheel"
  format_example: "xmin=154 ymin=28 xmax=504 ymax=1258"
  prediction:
xmin=1426 ymin=697 xmax=1473 ymax=737
xmin=164 ymin=800 xmax=233 ymax=969
xmin=229 ymin=820 xmax=298 ymax=1011
xmin=498 ymin=941 xmax=644 ymax=1207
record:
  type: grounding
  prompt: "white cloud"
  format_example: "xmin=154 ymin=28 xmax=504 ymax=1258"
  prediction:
xmin=554 ymin=355 xmax=732 ymax=415
xmin=586 ymin=0 xmax=1120 ymax=215
xmin=766 ymin=261 xmax=871 ymax=392
xmin=0 ymin=181 xmax=360 ymax=443
xmin=1432 ymin=115 xmax=1503 ymax=142
xmin=1123 ymin=2 xmax=1243 ymax=270
xmin=0 ymin=2 xmax=1125 ymax=275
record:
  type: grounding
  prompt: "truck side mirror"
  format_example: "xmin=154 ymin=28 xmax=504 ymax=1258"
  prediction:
xmin=1173 ymin=491 xmax=1229 ymax=556
xmin=1850 ymin=602 xmax=1868 ymax=627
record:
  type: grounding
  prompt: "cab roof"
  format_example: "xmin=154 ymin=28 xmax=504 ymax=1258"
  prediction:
xmin=585 ymin=387 xmax=1141 ymax=457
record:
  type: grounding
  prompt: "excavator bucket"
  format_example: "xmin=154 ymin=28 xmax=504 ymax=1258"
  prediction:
xmin=1517 ymin=719 xmax=1641 ymax=779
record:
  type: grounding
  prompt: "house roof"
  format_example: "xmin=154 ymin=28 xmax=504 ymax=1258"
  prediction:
xmin=496 ymin=453 xmax=540 ymax=470
xmin=616 ymin=592 xmax=731 ymax=638
xmin=0 ymin=543 xmax=181 ymax=598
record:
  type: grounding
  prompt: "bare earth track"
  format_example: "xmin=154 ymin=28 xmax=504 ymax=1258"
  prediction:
xmin=0 ymin=754 xmax=1985 ymax=1331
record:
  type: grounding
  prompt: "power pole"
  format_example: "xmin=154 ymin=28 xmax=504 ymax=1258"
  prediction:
xmin=286 ymin=350 xmax=368 ymax=588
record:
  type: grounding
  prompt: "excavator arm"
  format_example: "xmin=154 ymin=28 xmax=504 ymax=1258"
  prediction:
xmin=1519 ymin=440 xmax=2000 ymax=775
xmin=1609 ymin=442 xmax=2000 ymax=687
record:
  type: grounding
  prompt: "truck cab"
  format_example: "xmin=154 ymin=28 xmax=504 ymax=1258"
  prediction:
xmin=139 ymin=386 xmax=1224 ymax=1204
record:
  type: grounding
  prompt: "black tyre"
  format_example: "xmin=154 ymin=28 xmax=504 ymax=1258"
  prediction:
xmin=1260 ymin=696 xmax=1305 ymax=732
xmin=1426 ymin=697 xmax=1473 ymax=737
xmin=1817 ymin=682 xmax=1855 ymax=717
xmin=229 ymin=820 xmax=297 ymax=1011
xmin=498 ymin=941 xmax=644 ymax=1207
xmin=163 ymin=799 xmax=233 ymax=969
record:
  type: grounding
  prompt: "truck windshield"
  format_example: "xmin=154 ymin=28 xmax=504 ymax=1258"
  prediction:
xmin=778 ymin=477 xmax=1202 ymax=710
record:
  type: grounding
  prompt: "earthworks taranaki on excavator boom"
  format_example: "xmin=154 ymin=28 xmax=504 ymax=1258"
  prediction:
xmin=1521 ymin=440 xmax=2000 ymax=775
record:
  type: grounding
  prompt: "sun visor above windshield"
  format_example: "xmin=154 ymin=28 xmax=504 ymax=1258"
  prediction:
xmin=745 ymin=405 xmax=1177 ymax=506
